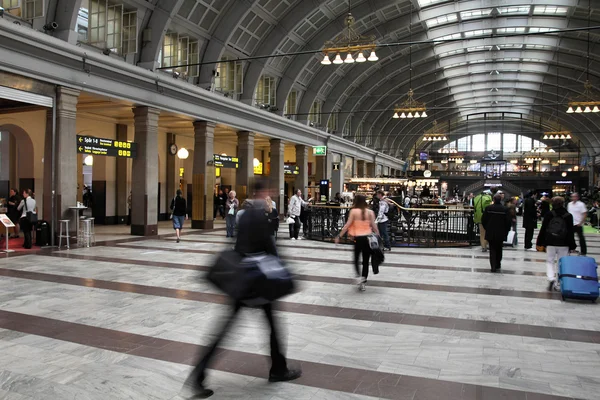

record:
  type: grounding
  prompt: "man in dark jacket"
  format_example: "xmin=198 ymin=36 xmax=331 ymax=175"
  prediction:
xmin=482 ymin=193 xmax=512 ymax=272
xmin=536 ymin=196 xmax=576 ymax=291
xmin=522 ymin=192 xmax=538 ymax=251
xmin=187 ymin=180 xmax=300 ymax=398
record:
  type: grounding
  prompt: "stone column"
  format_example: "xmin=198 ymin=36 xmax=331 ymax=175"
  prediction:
xmin=166 ymin=132 xmax=177 ymax=206
xmin=236 ymin=131 xmax=255 ymax=202
xmin=191 ymin=121 xmax=215 ymax=229
xmin=115 ymin=124 xmax=128 ymax=224
xmin=331 ymin=154 xmax=344 ymax=197
xmin=356 ymin=160 xmax=367 ymax=178
xmin=270 ymin=139 xmax=285 ymax=212
xmin=0 ymin=132 xmax=10 ymax=199
xmin=295 ymin=144 xmax=309 ymax=198
xmin=366 ymin=162 xmax=376 ymax=178
xmin=131 ymin=107 xmax=160 ymax=236
xmin=390 ymin=168 xmax=396 ymax=177
xmin=44 ymin=87 xmax=80 ymax=237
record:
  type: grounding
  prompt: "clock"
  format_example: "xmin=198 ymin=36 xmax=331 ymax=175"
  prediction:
xmin=423 ymin=170 xmax=432 ymax=178
xmin=169 ymin=143 xmax=178 ymax=156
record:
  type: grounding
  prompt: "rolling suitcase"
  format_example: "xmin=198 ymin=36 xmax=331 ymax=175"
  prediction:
xmin=558 ymin=256 xmax=599 ymax=302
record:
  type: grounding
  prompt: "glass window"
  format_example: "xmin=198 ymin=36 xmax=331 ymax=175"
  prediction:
xmin=309 ymin=101 xmax=322 ymax=125
xmin=487 ymin=132 xmax=501 ymax=151
xmin=89 ymin=0 xmax=107 ymax=48
xmin=457 ymin=137 xmax=470 ymax=151
xmin=255 ymin=75 xmax=276 ymax=106
xmin=519 ymin=136 xmax=532 ymax=152
xmin=327 ymin=112 xmax=339 ymax=132
xmin=122 ymin=11 xmax=137 ymax=55
xmin=503 ymin=133 xmax=517 ymax=152
xmin=284 ymin=90 xmax=297 ymax=119
xmin=472 ymin=134 xmax=485 ymax=151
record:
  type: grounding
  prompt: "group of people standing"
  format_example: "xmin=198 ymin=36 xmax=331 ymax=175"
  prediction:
xmin=474 ymin=187 xmax=587 ymax=290
xmin=4 ymin=188 xmax=37 ymax=249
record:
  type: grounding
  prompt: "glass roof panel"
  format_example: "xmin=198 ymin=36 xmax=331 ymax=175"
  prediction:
xmin=425 ymin=13 xmax=458 ymax=28
xmin=533 ymin=6 xmax=569 ymax=15
xmin=460 ymin=9 xmax=492 ymax=20
xmin=497 ymin=6 xmax=531 ymax=15
xmin=417 ymin=0 xmax=451 ymax=8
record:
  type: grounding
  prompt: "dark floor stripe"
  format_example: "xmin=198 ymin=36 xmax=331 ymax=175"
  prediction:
xmin=111 ymin=243 xmax=552 ymax=277
xmin=0 ymin=267 xmax=597 ymax=345
xmin=47 ymin=253 xmax=561 ymax=300
xmin=0 ymin=310 xmax=574 ymax=400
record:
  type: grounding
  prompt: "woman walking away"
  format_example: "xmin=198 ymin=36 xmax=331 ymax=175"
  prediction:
xmin=17 ymin=189 xmax=36 ymax=249
xmin=225 ymin=190 xmax=239 ymax=238
xmin=335 ymin=194 xmax=379 ymax=292
xmin=170 ymin=189 xmax=188 ymax=243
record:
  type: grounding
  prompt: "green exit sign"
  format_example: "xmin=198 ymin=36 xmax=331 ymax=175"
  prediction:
xmin=313 ymin=146 xmax=327 ymax=156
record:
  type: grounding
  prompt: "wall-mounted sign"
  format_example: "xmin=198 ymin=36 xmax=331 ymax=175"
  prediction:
xmin=214 ymin=154 xmax=239 ymax=169
xmin=254 ymin=162 xmax=263 ymax=175
xmin=77 ymin=135 xmax=137 ymax=158
xmin=179 ymin=167 xmax=185 ymax=177
xmin=423 ymin=170 xmax=432 ymax=178
xmin=284 ymin=164 xmax=300 ymax=175
xmin=313 ymin=146 xmax=327 ymax=156
xmin=332 ymin=163 xmax=340 ymax=171
xmin=556 ymin=181 xmax=573 ymax=184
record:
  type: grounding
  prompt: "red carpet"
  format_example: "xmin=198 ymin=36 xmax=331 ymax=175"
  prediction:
xmin=0 ymin=236 xmax=40 ymax=253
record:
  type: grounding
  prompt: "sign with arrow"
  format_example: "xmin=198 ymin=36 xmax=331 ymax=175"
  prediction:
xmin=77 ymin=135 xmax=137 ymax=158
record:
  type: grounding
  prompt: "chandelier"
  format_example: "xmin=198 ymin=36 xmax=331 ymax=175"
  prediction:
xmin=421 ymin=121 xmax=447 ymax=141
xmin=321 ymin=11 xmax=378 ymax=65
xmin=393 ymin=89 xmax=428 ymax=119
xmin=448 ymin=157 xmax=464 ymax=163
xmin=438 ymin=147 xmax=457 ymax=154
xmin=566 ymin=81 xmax=600 ymax=114
xmin=542 ymin=131 xmax=572 ymax=140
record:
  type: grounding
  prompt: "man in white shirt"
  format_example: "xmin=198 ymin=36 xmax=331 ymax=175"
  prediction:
xmin=288 ymin=190 xmax=311 ymax=240
xmin=567 ymin=192 xmax=587 ymax=256
xmin=375 ymin=190 xmax=391 ymax=251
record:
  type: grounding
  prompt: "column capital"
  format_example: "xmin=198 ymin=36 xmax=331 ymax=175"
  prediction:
xmin=193 ymin=120 xmax=217 ymax=129
xmin=133 ymin=106 xmax=161 ymax=119
xmin=237 ymin=131 xmax=256 ymax=139
xmin=270 ymin=138 xmax=285 ymax=151
xmin=56 ymin=86 xmax=80 ymax=119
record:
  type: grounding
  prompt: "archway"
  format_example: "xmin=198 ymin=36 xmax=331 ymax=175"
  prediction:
xmin=0 ymin=124 xmax=36 ymax=201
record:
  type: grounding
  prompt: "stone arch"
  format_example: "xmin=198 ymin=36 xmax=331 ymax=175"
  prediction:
xmin=0 ymin=124 xmax=36 ymax=194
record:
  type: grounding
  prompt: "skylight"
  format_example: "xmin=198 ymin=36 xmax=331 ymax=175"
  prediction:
xmin=467 ymin=45 xmax=491 ymax=52
xmin=460 ymin=9 xmax=492 ymax=20
xmin=533 ymin=6 xmax=568 ymax=15
xmin=498 ymin=43 xmax=523 ymax=49
xmin=496 ymin=27 xmax=526 ymax=34
xmin=525 ymin=44 xmax=552 ymax=49
xmin=464 ymin=29 xmax=492 ymax=38
xmin=417 ymin=0 xmax=449 ymax=8
xmin=438 ymin=49 xmax=464 ymax=57
xmin=437 ymin=32 xmax=462 ymax=42
xmin=528 ymin=27 xmax=558 ymax=33
xmin=425 ymin=13 xmax=458 ymax=28
xmin=497 ymin=6 xmax=531 ymax=15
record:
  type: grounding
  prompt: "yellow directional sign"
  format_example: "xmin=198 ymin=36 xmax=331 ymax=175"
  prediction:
xmin=76 ymin=135 xmax=137 ymax=158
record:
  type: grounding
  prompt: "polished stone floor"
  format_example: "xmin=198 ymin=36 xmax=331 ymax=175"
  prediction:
xmin=0 ymin=220 xmax=598 ymax=399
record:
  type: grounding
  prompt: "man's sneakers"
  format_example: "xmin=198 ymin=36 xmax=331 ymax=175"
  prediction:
xmin=268 ymin=368 xmax=302 ymax=383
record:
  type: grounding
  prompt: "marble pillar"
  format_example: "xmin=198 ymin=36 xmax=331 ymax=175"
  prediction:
xmin=191 ymin=121 xmax=215 ymax=229
xmin=270 ymin=139 xmax=285 ymax=212
xmin=236 ymin=131 xmax=255 ymax=202
xmin=295 ymin=144 xmax=309 ymax=198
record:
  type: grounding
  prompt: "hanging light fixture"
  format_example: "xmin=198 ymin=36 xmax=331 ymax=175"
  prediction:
xmin=321 ymin=55 xmax=332 ymax=65
xmin=321 ymin=2 xmax=378 ymax=68
xmin=422 ymin=121 xmax=448 ymax=143
xmin=566 ymin=5 xmax=600 ymax=115
xmin=393 ymin=112 xmax=399 ymax=119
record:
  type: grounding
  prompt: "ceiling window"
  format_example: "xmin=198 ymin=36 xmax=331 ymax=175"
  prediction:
xmin=496 ymin=27 xmax=526 ymax=34
xmin=437 ymin=32 xmax=461 ymax=42
xmin=255 ymin=75 xmax=277 ymax=106
xmin=425 ymin=13 xmax=458 ymax=28
xmin=460 ymin=9 xmax=492 ymax=20
xmin=284 ymin=90 xmax=298 ymax=119
xmin=503 ymin=133 xmax=517 ymax=152
xmin=438 ymin=49 xmax=464 ymax=58
xmin=214 ymin=57 xmax=244 ymax=95
xmin=533 ymin=6 xmax=568 ymax=15
xmin=497 ymin=6 xmax=531 ymax=15
xmin=417 ymin=0 xmax=450 ymax=8
xmin=309 ymin=101 xmax=322 ymax=126
xmin=79 ymin=0 xmax=138 ymax=55
xmin=528 ymin=27 xmax=558 ymax=33
xmin=464 ymin=29 xmax=492 ymax=38
xmin=471 ymin=134 xmax=485 ymax=151
xmin=0 ymin=0 xmax=45 ymax=19
xmin=487 ymin=132 xmax=501 ymax=151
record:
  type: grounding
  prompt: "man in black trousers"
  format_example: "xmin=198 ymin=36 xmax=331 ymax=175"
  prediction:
xmin=482 ymin=193 xmax=512 ymax=272
xmin=522 ymin=191 xmax=538 ymax=251
xmin=186 ymin=180 xmax=301 ymax=398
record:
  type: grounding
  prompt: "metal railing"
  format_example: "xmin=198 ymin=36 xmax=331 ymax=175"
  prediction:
xmin=305 ymin=200 xmax=477 ymax=248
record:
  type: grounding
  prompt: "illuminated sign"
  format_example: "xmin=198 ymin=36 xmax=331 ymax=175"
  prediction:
xmin=556 ymin=181 xmax=573 ymax=184
xmin=313 ymin=146 xmax=327 ymax=156
xmin=254 ymin=162 xmax=263 ymax=175
xmin=213 ymin=154 xmax=239 ymax=169
xmin=284 ymin=164 xmax=300 ymax=175
xmin=179 ymin=167 xmax=185 ymax=177
xmin=77 ymin=135 xmax=137 ymax=158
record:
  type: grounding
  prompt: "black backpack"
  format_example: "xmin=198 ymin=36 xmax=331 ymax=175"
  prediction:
xmin=546 ymin=211 xmax=568 ymax=242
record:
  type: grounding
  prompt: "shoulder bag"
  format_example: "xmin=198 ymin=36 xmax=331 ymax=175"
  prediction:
xmin=24 ymin=199 xmax=38 ymax=224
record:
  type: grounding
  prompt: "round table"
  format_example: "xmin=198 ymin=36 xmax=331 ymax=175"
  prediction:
xmin=69 ymin=205 xmax=88 ymax=245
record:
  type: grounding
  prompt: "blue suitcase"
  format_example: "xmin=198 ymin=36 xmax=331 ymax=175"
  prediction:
xmin=558 ymin=256 xmax=599 ymax=303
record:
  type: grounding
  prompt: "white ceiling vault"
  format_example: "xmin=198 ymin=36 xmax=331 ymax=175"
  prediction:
xmin=63 ymin=0 xmax=600 ymax=157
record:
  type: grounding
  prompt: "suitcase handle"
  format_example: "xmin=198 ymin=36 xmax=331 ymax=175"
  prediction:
xmin=558 ymin=273 xmax=598 ymax=281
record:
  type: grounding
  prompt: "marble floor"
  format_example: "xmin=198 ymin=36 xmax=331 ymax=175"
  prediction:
xmin=0 ymin=220 xmax=598 ymax=400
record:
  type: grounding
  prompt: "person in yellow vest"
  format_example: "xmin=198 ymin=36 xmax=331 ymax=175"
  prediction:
xmin=473 ymin=190 xmax=492 ymax=252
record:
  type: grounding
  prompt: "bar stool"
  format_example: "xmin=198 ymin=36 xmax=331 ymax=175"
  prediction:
xmin=78 ymin=216 xmax=87 ymax=245
xmin=58 ymin=220 xmax=70 ymax=249
xmin=88 ymin=217 xmax=96 ymax=245
xmin=80 ymin=219 xmax=92 ymax=248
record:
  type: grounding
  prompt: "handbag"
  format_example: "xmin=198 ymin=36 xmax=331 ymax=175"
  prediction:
xmin=286 ymin=216 xmax=295 ymax=224
xmin=24 ymin=199 xmax=38 ymax=224
xmin=368 ymin=233 xmax=380 ymax=250
xmin=207 ymin=250 xmax=294 ymax=306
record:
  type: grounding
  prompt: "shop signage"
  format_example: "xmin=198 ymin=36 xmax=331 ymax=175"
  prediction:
xmin=0 ymin=214 xmax=15 ymax=228
xmin=213 ymin=154 xmax=239 ymax=169
xmin=284 ymin=164 xmax=300 ymax=175
xmin=332 ymin=163 xmax=340 ymax=171
xmin=77 ymin=135 xmax=137 ymax=158
xmin=254 ymin=162 xmax=263 ymax=175
xmin=313 ymin=146 xmax=327 ymax=156
xmin=556 ymin=181 xmax=573 ymax=184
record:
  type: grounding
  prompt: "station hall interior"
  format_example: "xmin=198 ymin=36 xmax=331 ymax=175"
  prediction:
xmin=1 ymin=0 xmax=600 ymax=399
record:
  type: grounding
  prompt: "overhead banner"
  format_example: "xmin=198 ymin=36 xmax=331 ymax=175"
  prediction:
xmin=214 ymin=154 xmax=239 ymax=169
xmin=284 ymin=164 xmax=300 ymax=175
xmin=77 ymin=135 xmax=137 ymax=158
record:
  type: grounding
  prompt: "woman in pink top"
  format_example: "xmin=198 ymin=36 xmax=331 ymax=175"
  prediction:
xmin=336 ymin=195 xmax=379 ymax=291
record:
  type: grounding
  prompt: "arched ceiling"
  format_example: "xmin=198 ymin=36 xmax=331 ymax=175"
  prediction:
xmin=60 ymin=0 xmax=600 ymax=160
